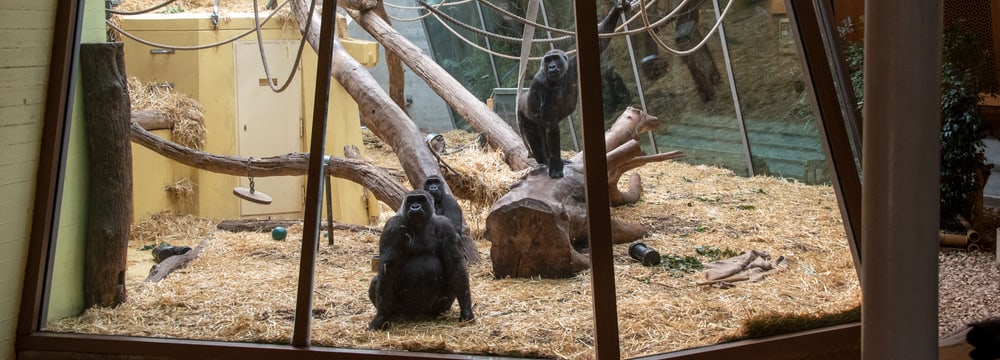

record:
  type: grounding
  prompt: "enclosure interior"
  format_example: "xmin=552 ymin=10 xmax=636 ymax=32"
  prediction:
xmin=24 ymin=0 xmax=942 ymax=358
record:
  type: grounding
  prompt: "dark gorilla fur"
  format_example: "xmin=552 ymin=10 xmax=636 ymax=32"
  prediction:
xmin=516 ymin=0 xmax=631 ymax=178
xmin=368 ymin=190 xmax=474 ymax=330
xmin=423 ymin=175 xmax=464 ymax=236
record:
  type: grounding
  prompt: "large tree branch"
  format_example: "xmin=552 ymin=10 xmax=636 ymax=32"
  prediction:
xmin=289 ymin=0 xmax=440 ymax=190
xmin=130 ymin=123 xmax=407 ymax=209
xmin=345 ymin=7 xmax=532 ymax=171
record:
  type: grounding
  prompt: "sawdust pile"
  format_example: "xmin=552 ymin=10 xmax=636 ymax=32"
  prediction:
xmin=46 ymin=129 xmax=870 ymax=358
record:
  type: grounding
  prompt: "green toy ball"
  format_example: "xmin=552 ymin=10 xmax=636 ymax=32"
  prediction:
xmin=271 ymin=226 xmax=287 ymax=241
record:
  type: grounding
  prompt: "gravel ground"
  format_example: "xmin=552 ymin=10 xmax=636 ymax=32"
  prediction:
xmin=938 ymin=207 xmax=1000 ymax=337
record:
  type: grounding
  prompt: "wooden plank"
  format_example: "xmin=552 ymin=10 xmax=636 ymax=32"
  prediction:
xmin=0 ymin=103 xmax=44 ymax=125
xmin=0 ymin=66 xmax=48 ymax=89
xmin=0 ymin=85 xmax=45 ymax=107
xmin=0 ymin=47 xmax=50 ymax=68
xmin=0 ymin=142 xmax=41 ymax=168
xmin=0 ymin=9 xmax=58 ymax=29
xmin=0 ymin=29 xmax=54 ymax=48
xmin=1 ymin=0 xmax=58 ymax=11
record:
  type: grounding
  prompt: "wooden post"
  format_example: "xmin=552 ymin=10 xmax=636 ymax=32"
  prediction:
xmin=80 ymin=42 xmax=132 ymax=308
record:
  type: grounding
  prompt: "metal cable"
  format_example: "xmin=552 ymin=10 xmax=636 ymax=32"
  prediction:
xmin=105 ymin=0 xmax=290 ymax=51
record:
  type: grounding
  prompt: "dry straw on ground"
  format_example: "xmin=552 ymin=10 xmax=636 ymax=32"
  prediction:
xmin=47 ymin=130 xmax=878 ymax=359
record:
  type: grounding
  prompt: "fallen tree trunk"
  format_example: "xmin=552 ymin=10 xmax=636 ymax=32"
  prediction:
xmin=145 ymin=237 xmax=208 ymax=283
xmin=486 ymin=108 xmax=683 ymax=278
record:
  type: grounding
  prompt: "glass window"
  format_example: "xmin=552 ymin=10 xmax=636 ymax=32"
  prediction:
xmin=21 ymin=0 xmax=863 ymax=359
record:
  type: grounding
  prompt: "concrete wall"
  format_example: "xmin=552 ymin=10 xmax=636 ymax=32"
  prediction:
xmin=345 ymin=0 xmax=456 ymax=133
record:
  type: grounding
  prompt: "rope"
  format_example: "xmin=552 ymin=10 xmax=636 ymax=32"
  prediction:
xmin=252 ymin=0 xmax=315 ymax=92
xmin=106 ymin=0 xmax=177 ymax=15
xmin=386 ymin=0 xmax=474 ymax=23
xmin=636 ymin=0 xmax=735 ymax=55
xmin=421 ymin=6 xmax=569 ymax=61
xmin=105 ymin=0 xmax=291 ymax=51
xmin=418 ymin=1 xmax=573 ymax=45
xmin=471 ymin=0 xmax=575 ymax=36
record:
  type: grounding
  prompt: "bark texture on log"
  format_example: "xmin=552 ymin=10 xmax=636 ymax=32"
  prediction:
xmin=81 ymin=42 xmax=132 ymax=307
xmin=130 ymin=122 xmax=408 ymax=210
xmin=216 ymin=218 xmax=375 ymax=233
xmin=347 ymin=7 xmax=533 ymax=171
xmin=145 ymin=237 xmax=208 ymax=283
xmin=372 ymin=3 xmax=407 ymax=115
xmin=486 ymin=108 xmax=683 ymax=278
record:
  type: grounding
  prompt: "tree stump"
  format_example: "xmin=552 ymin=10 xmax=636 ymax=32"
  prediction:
xmin=486 ymin=108 xmax=683 ymax=278
xmin=81 ymin=42 xmax=132 ymax=307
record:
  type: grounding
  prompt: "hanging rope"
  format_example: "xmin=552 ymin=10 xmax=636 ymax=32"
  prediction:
xmin=636 ymin=0 xmax=735 ymax=55
xmin=418 ymin=1 xmax=573 ymax=45
xmin=105 ymin=0 xmax=290 ymax=51
xmin=384 ymin=0 xmax=472 ymax=22
xmin=251 ymin=0 xmax=316 ymax=93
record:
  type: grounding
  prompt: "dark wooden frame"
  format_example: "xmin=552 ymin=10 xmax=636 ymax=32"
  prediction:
xmin=16 ymin=0 xmax=862 ymax=359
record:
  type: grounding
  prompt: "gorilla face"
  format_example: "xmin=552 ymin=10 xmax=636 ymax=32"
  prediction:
xmin=543 ymin=50 xmax=568 ymax=82
xmin=424 ymin=178 xmax=443 ymax=201
xmin=402 ymin=192 xmax=433 ymax=226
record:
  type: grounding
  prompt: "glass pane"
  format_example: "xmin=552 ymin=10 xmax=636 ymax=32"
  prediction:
xmin=624 ymin=0 xmax=749 ymax=176
xmin=604 ymin=0 xmax=861 ymax=357
xmin=726 ymin=3 xmax=827 ymax=182
xmin=43 ymin=1 xmax=314 ymax=344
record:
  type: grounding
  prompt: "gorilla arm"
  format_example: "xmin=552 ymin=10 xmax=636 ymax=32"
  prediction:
xmin=433 ymin=219 xmax=474 ymax=322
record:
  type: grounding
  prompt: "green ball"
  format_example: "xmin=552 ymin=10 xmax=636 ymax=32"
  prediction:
xmin=271 ymin=226 xmax=287 ymax=240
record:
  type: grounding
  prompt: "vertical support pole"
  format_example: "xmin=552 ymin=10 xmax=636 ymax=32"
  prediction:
xmin=574 ymin=1 xmax=620 ymax=359
xmin=862 ymin=0 xmax=941 ymax=358
xmin=292 ymin=0 xmax=338 ymax=347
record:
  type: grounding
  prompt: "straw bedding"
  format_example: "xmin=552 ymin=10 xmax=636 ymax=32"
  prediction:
xmin=48 ymin=130 xmax=876 ymax=358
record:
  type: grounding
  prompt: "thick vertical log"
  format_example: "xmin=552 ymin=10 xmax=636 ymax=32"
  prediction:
xmin=80 ymin=42 xmax=132 ymax=308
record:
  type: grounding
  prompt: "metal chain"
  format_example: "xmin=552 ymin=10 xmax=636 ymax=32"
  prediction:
xmin=246 ymin=157 xmax=256 ymax=193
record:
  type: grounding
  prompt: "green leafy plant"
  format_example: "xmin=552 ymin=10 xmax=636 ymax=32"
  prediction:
xmin=840 ymin=18 xmax=995 ymax=228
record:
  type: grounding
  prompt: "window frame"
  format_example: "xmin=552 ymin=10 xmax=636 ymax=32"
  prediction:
xmin=16 ymin=0 xmax=862 ymax=359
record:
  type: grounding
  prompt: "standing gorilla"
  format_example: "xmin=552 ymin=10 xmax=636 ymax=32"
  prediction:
xmin=517 ymin=0 xmax=631 ymax=178
xmin=368 ymin=190 xmax=474 ymax=330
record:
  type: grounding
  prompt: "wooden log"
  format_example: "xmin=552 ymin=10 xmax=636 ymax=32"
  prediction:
xmin=345 ymin=7 xmax=532 ymax=171
xmin=131 ymin=109 xmax=172 ymax=130
xmin=130 ymin=123 xmax=408 ymax=210
xmin=216 ymin=218 xmax=375 ymax=234
xmin=80 ymin=42 xmax=132 ymax=308
xmin=145 ymin=237 xmax=207 ymax=283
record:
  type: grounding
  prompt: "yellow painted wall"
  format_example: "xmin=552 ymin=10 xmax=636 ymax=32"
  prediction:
xmin=122 ymin=13 xmax=379 ymax=224
xmin=0 ymin=0 xmax=59 ymax=355
xmin=301 ymin=27 xmax=381 ymax=225
xmin=46 ymin=0 xmax=110 ymax=322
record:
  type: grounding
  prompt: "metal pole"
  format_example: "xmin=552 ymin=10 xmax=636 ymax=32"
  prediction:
xmin=862 ymin=0 xmax=940 ymax=358
xmin=712 ymin=0 xmax=754 ymax=176
xmin=292 ymin=0 xmax=339 ymax=346
xmin=619 ymin=12 xmax=658 ymax=154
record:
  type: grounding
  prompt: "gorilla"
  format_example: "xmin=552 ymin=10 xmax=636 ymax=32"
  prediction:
xmin=368 ymin=190 xmax=474 ymax=330
xmin=516 ymin=0 xmax=631 ymax=178
xmin=423 ymin=175 xmax=464 ymax=236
